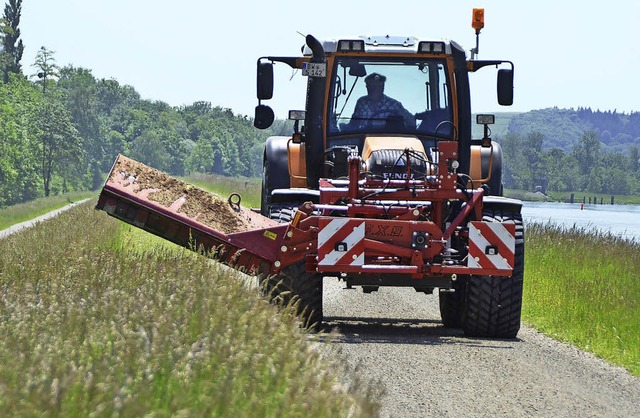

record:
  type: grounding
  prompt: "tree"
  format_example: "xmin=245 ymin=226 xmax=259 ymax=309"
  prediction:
xmin=1 ymin=0 xmax=23 ymax=82
xmin=0 ymin=76 xmax=42 ymax=205
xmin=35 ymin=97 xmax=83 ymax=196
xmin=32 ymin=46 xmax=59 ymax=92
xmin=572 ymin=130 xmax=601 ymax=175
xmin=129 ymin=129 xmax=171 ymax=172
xmin=185 ymin=139 xmax=217 ymax=174
xmin=630 ymin=146 xmax=639 ymax=172
xmin=57 ymin=66 xmax=103 ymax=188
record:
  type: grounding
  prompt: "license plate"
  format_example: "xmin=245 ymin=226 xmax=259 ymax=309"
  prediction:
xmin=302 ymin=62 xmax=326 ymax=77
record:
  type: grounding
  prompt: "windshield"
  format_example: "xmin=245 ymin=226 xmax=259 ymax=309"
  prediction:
xmin=328 ymin=58 xmax=454 ymax=138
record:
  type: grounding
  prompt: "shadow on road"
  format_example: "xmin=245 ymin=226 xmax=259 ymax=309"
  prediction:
xmin=317 ymin=316 xmax=520 ymax=348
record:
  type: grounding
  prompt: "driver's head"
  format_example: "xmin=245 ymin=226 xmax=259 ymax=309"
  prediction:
xmin=365 ymin=73 xmax=386 ymax=101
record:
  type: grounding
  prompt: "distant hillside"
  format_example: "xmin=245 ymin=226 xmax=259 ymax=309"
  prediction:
xmin=471 ymin=112 xmax=518 ymax=139
xmin=507 ymin=108 xmax=640 ymax=153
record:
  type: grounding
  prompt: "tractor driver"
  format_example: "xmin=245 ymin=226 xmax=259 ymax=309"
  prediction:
xmin=348 ymin=73 xmax=415 ymax=130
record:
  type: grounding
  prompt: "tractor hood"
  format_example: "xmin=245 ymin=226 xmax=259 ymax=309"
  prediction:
xmin=361 ymin=136 xmax=431 ymax=180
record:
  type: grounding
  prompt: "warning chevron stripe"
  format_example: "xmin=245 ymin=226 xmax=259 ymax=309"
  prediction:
xmin=318 ymin=219 xmax=365 ymax=266
xmin=467 ymin=221 xmax=515 ymax=271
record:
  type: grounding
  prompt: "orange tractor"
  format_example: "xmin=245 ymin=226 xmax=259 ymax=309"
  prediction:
xmin=97 ymin=9 xmax=524 ymax=338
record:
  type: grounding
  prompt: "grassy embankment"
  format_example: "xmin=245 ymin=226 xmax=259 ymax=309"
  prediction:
xmin=0 ymin=191 xmax=96 ymax=230
xmin=523 ymin=223 xmax=639 ymax=376
xmin=0 ymin=200 xmax=380 ymax=416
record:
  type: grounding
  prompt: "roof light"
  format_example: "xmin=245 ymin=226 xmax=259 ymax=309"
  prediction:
xmin=337 ymin=39 xmax=365 ymax=52
xmin=418 ymin=42 xmax=431 ymax=53
xmin=418 ymin=41 xmax=446 ymax=54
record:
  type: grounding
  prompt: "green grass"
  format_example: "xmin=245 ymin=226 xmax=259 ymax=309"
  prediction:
xmin=0 ymin=191 xmax=96 ymax=230
xmin=523 ymin=222 xmax=640 ymax=376
xmin=183 ymin=173 xmax=261 ymax=209
xmin=0 ymin=201 xmax=381 ymax=416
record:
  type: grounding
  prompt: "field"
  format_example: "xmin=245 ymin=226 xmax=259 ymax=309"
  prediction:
xmin=0 ymin=201 xmax=380 ymax=416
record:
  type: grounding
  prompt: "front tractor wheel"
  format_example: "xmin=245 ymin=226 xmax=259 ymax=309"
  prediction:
xmin=263 ymin=260 xmax=323 ymax=329
xmin=462 ymin=206 xmax=524 ymax=339
xmin=260 ymin=204 xmax=322 ymax=328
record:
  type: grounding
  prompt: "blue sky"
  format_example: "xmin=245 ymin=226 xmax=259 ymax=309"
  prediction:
xmin=20 ymin=1 xmax=640 ymax=119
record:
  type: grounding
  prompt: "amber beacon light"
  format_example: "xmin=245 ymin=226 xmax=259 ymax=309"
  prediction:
xmin=472 ymin=8 xmax=485 ymax=34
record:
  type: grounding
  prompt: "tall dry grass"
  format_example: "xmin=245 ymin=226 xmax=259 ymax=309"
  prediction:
xmin=0 ymin=201 xmax=380 ymax=416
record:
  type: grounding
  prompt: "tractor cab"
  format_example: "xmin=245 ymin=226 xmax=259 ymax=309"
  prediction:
xmin=255 ymin=33 xmax=513 ymax=204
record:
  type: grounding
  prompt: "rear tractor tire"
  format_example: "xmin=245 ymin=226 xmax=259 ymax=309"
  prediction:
xmin=462 ymin=206 xmax=524 ymax=339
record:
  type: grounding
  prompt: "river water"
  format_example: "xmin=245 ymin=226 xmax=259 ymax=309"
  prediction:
xmin=521 ymin=201 xmax=640 ymax=242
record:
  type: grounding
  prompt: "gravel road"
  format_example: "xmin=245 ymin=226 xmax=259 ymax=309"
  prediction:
xmin=321 ymin=279 xmax=640 ymax=418
xmin=0 ymin=199 xmax=91 ymax=239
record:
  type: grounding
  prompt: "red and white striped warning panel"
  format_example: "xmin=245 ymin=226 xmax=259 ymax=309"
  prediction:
xmin=467 ymin=221 xmax=516 ymax=271
xmin=318 ymin=218 xmax=365 ymax=267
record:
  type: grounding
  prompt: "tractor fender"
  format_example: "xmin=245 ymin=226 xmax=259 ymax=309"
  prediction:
xmin=264 ymin=136 xmax=291 ymax=190
xmin=470 ymin=141 xmax=503 ymax=196
xmin=483 ymin=195 xmax=523 ymax=214
xmin=485 ymin=141 xmax=503 ymax=196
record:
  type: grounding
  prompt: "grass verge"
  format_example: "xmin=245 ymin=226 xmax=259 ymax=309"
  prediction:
xmin=183 ymin=174 xmax=261 ymax=209
xmin=0 ymin=191 xmax=96 ymax=230
xmin=523 ymin=222 xmax=639 ymax=376
xmin=0 ymin=201 xmax=381 ymax=416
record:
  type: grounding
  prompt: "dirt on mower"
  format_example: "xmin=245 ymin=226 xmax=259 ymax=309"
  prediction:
xmin=108 ymin=155 xmax=259 ymax=234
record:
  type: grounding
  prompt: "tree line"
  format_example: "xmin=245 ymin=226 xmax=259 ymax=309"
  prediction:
xmin=2 ymin=0 xmax=639 ymax=208
xmin=508 ymin=107 xmax=640 ymax=153
xmin=499 ymin=130 xmax=640 ymax=195
xmin=0 ymin=1 xmax=293 ymax=207
xmin=0 ymin=64 xmax=289 ymax=207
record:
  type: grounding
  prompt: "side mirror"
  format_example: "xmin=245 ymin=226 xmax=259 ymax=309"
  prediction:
xmin=497 ymin=68 xmax=513 ymax=106
xmin=257 ymin=62 xmax=273 ymax=100
xmin=254 ymin=105 xmax=274 ymax=129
